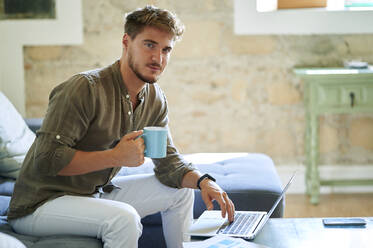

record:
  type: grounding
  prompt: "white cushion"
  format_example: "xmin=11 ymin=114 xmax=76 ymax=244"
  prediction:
xmin=0 ymin=92 xmax=35 ymax=179
xmin=0 ymin=232 xmax=26 ymax=248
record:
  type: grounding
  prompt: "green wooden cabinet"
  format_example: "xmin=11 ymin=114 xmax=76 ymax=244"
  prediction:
xmin=295 ymin=68 xmax=373 ymax=204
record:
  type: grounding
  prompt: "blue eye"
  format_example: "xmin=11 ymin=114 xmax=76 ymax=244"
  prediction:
xmin=145 ymin=43 xmax=154 ymax=48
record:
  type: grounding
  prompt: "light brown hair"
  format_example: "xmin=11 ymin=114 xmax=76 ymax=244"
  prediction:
xmin=124 ymin=5 xmax=185 ymax=41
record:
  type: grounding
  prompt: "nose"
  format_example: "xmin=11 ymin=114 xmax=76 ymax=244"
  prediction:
xmin=151 ymin=49 xmax=162 ymax=65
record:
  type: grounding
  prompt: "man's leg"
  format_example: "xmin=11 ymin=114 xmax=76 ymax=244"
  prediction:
xmin=9 ymin=195 xmax=142 ymax=248
xmin=102 ymin=174 xmax=194 ymax=248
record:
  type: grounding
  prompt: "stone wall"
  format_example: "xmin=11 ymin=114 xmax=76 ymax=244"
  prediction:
xmin=24 ymin=0 xmax=373 ymax=166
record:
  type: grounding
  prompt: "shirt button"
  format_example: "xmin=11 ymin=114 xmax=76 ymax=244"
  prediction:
xmin=56 ymin=135 xmax=61 ymax=140
xmin=126 ymin=94 xmax=130 ymax=99
xmin=128 ymin=111 xmax=131 ymax=115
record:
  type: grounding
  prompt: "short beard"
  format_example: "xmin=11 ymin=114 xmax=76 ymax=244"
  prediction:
xmin=128 ymin=50 xmax=158 ymax=84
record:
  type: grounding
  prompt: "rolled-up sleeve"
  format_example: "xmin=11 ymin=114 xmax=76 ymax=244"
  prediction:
xmin=33 ymin=132 xmax=76 ymax=176
xmin=153 ymin=148 xmax=196 ymax=188
xmin=152 ymin=91 xmax=196 ymax=188
xmin=32 ymin=74 xmax=96 ymax=176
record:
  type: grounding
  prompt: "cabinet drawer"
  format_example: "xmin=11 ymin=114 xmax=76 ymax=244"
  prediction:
xmin=316 ymin=83 xmax=373 ymax=109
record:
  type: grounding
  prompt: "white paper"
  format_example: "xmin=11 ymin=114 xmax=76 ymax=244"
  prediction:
xmin=183 ymin=235 xmax=269 ymax=248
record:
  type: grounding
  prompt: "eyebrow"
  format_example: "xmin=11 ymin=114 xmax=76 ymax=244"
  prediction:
xmin=143 ymin=39 xmax=158 ymax=44
xmin=143 ymin=39 xmax=173 ymax=50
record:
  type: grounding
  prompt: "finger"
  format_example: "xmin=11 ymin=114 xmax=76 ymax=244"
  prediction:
xmin=136 ymin=137 xmax=145 ymax=146
xmin=230 ymin=199 xmax=235 ymax=217
xmin=124 ymin=130 xmax=143 ymax=140
xmin=140 ymin=156 xmax=145 ymax=165
xmin=225 ymin=195 xmax=235 ymax=222
xmin=223 ymin=193 xmax=232 ymax=218
xmin=215 ymin=194 xmax=227 ymax=218
xmin=201 ymin=192 xmax=214 ymax=211
xmin=134 ymin=154 xmax=145 ymax=167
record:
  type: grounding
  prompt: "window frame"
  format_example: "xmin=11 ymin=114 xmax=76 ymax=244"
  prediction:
xmin=234 ymin=0 xmax=373 ymax=35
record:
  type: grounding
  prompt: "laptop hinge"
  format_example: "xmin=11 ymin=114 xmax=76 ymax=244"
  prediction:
xmin=251 ymin=214 xmax=267 ymax=234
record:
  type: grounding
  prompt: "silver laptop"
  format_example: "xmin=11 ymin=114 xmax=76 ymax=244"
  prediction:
xmin=188 ymin=172 xmax=296 ymax=240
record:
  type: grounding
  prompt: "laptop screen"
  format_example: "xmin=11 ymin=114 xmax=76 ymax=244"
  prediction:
xmin=266 ymin=171 xmax=297 ymax=218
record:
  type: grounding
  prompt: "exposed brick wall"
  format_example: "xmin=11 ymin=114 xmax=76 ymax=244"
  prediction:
xmin=24 ymin=0 xmax=373 ymax=165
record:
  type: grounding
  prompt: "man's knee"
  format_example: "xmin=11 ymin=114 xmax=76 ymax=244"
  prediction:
xmin=99 ymin=203 xmax=142 ymax=247
xmin=104 ymin=203 xmax=142 ymax=237
xmin=118 ymin=204 xmax=142 ymax=233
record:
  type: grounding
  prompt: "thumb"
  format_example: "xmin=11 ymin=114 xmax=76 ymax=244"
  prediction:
xmin=124 ymin=130 xmax=143 ymax=141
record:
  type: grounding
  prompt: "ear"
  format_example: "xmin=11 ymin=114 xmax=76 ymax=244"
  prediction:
xmin=122 ymin=33 xmax=130 ymax=49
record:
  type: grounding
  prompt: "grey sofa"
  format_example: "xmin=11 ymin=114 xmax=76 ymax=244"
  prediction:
xmin=0 ymin=119 xmax=284 ymax=248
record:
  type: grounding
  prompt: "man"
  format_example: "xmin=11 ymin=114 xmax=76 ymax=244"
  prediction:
xmin=8 ymin=6 xmax=235 ymax=248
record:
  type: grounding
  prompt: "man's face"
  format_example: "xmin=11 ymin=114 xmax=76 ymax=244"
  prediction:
xmin=125 ymin=26 xmax=175 ymax=84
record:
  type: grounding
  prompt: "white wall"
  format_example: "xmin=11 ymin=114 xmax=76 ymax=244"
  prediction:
xmin=279 ymin=165 xmax=373 ymax=194
xmin=0 ymin=0 xmax=83 ymax=116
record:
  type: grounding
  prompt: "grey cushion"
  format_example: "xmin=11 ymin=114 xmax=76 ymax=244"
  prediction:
xmin=0 ymin=177 xmax=14 ymax=216
xmin=0 ymin=177 xmax=15 ymax=196
xmin=0 ymin=217 xmax=102 ymax=248
xmin=0 ymin=196 xmax=11 ymax=216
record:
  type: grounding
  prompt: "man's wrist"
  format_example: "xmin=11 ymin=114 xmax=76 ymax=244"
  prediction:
xmin=197 ymin=174 xmax=216 ymax=189
xmin=107 ymin=149 xmax=120 ymax=167
xmin=199 ymin=178 xmax=211 ymax=190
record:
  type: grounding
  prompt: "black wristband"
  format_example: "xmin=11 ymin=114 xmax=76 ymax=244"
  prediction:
xmin=197 ymin=174 xmax=216 ymax=190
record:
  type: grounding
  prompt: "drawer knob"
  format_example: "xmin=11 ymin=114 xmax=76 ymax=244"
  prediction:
xmin=350 ymin=92 xmax=355 ymax=107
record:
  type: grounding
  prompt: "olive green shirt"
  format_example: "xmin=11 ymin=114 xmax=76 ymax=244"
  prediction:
xmin=8 ymin=60 xmax=196 ymax=220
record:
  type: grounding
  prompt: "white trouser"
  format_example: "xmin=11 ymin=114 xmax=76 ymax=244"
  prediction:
xmin=10 ymin=174 xmax=194 ymax=248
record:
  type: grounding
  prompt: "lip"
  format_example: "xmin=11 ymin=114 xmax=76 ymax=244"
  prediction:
xmin=147 ymin=65 xmax=161 ymax=71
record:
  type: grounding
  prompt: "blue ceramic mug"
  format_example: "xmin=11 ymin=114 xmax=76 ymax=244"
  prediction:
xmin=143 ymin=126 xmax=168 ymax=158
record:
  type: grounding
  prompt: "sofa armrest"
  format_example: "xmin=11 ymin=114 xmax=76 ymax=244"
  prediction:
xmin=24 ymin=118 xmax=43 ymax=134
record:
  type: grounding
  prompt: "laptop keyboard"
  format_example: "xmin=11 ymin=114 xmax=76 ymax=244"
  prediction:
xmin=219 ymin=212 xmax=261 ymax=235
